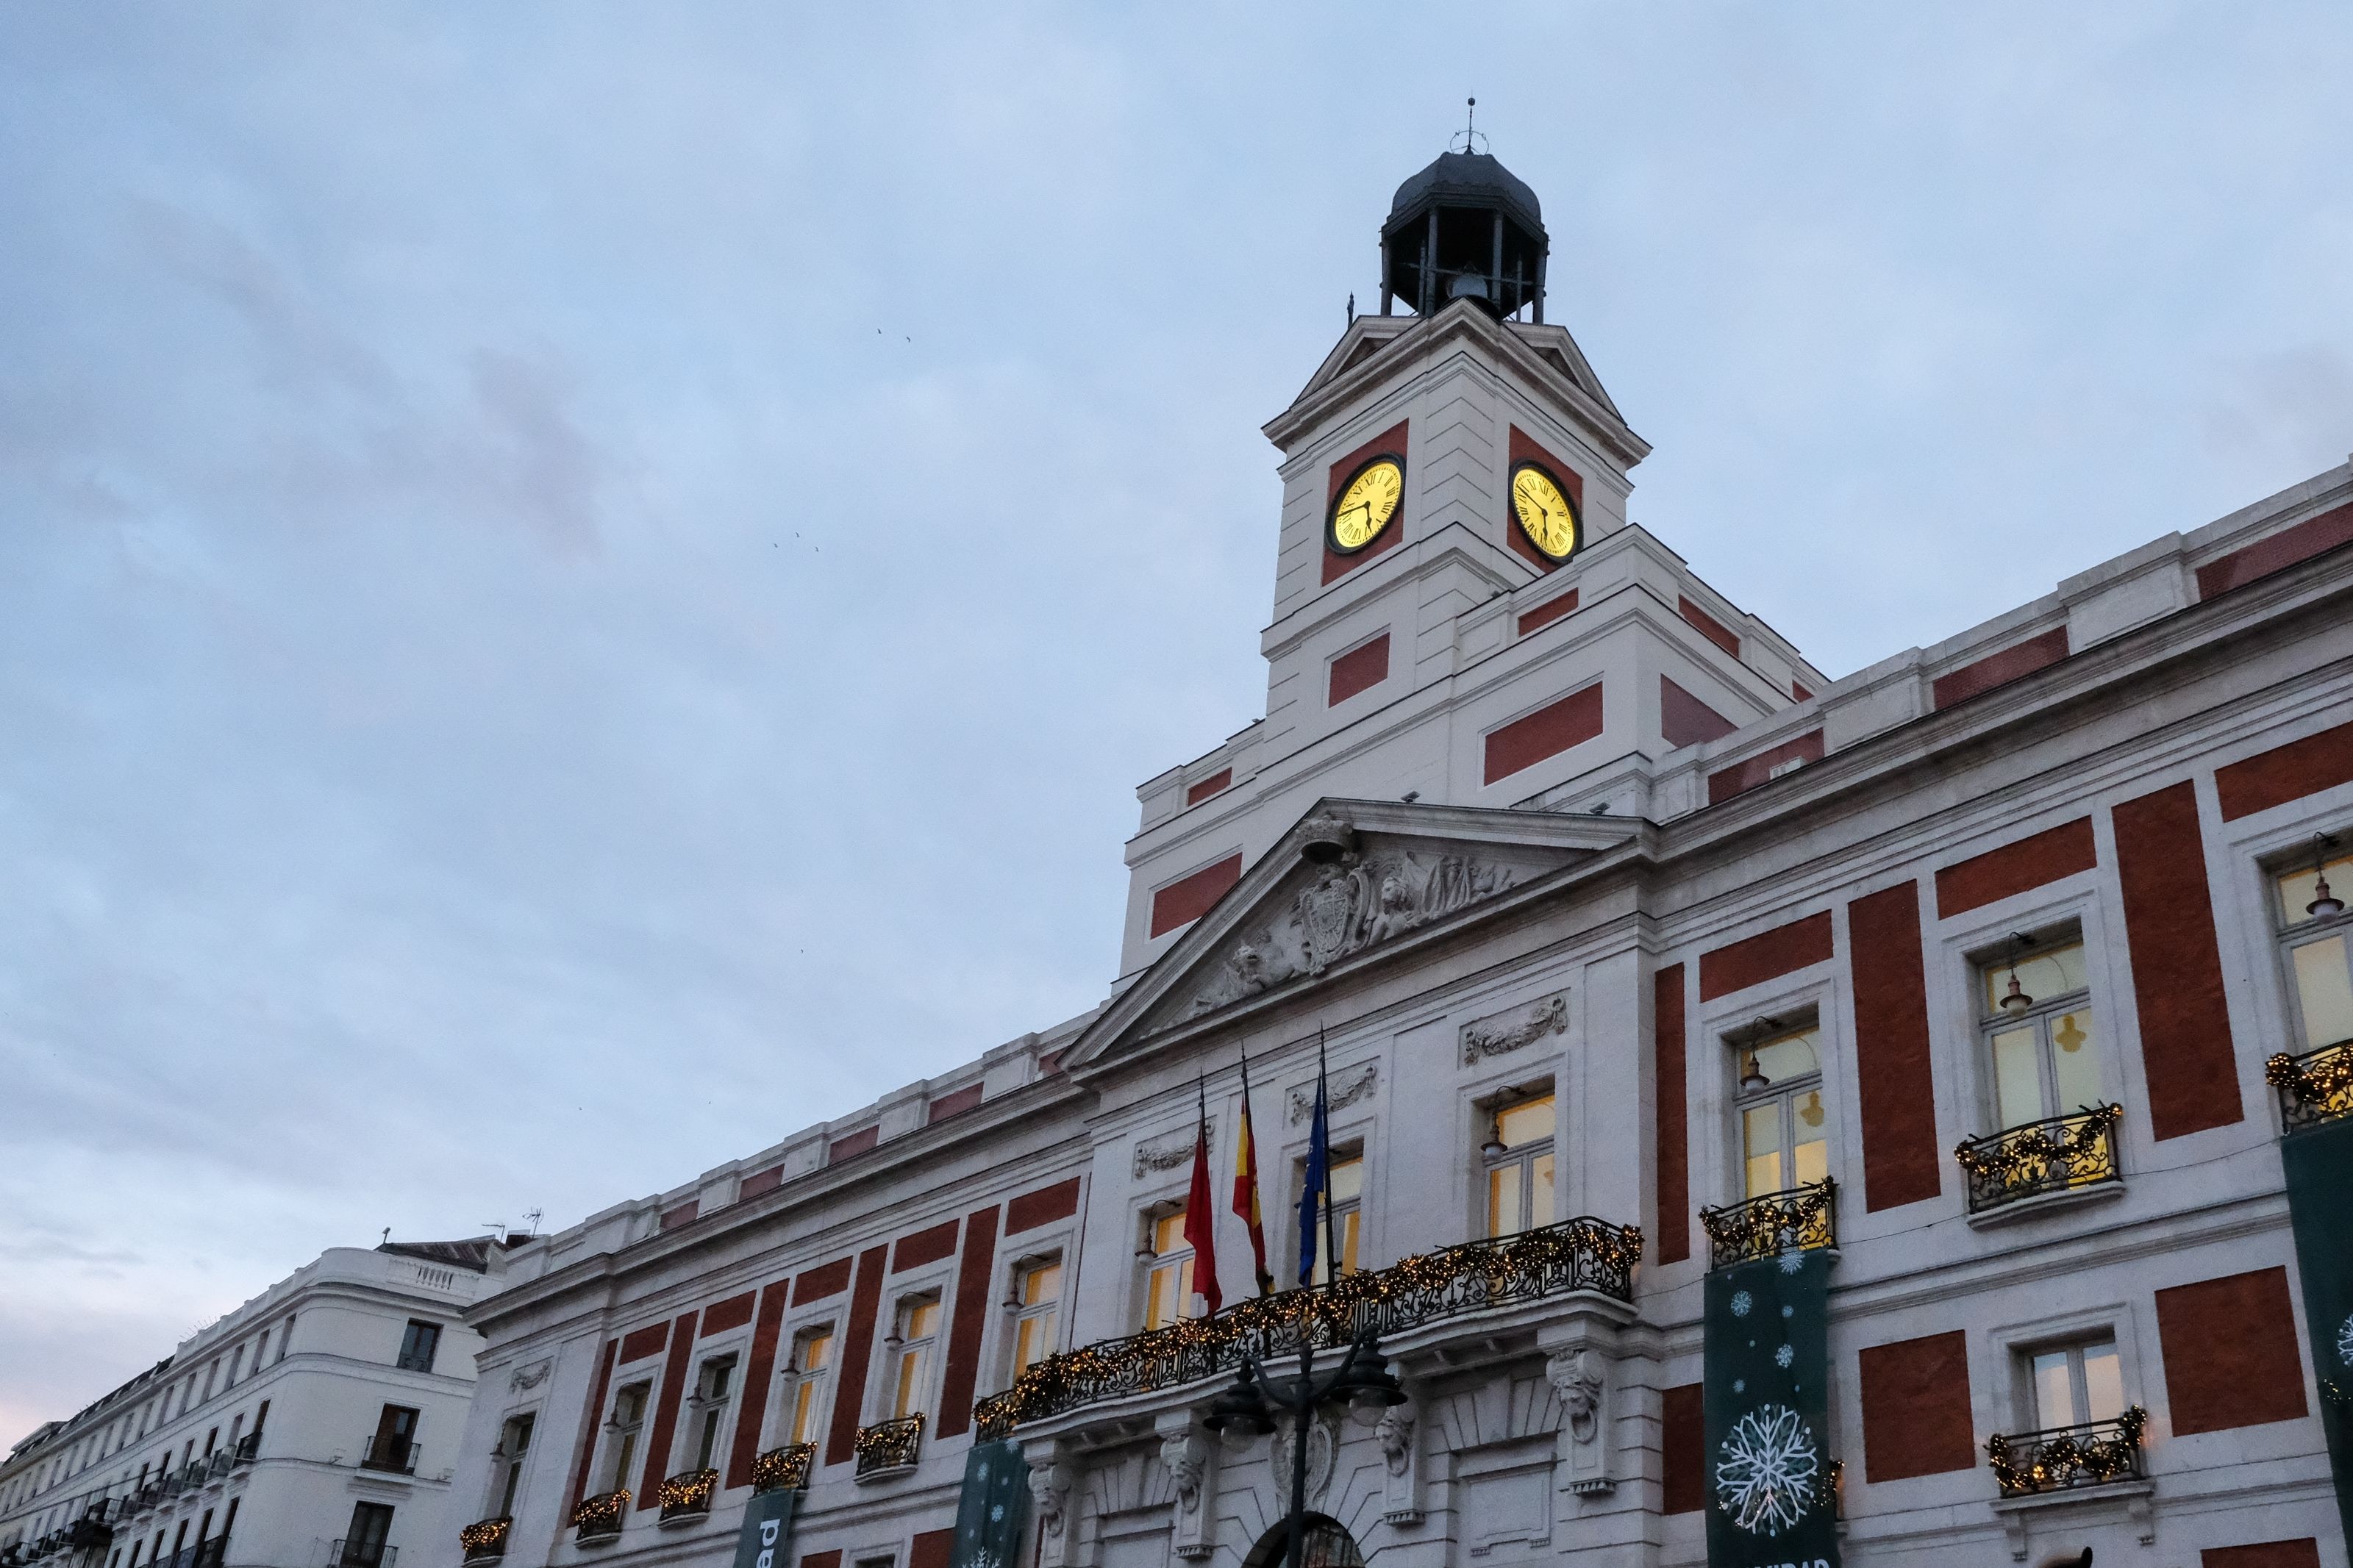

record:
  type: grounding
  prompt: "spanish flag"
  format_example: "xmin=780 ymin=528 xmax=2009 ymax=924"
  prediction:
xmin=1232 ymin=1048 xmax=1274 ymax=1295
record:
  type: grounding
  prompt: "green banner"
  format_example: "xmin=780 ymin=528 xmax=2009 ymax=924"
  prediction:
xmin=2282 ymin=1114 xmax=2353 ymax=1550
xmin=731 ymin=1486 xmax=798 ymax=1568
xmin=949 ymin=1439 xmax=1030 ymax=1568
xmin=1704 ymin=1250 xmax=1839 ymax=1568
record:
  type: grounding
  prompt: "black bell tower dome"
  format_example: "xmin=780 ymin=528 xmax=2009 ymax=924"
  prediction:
xmin=1379 ymin=118 xmax=1548 ymax=321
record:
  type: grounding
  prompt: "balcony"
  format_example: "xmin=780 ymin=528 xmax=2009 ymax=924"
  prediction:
xmin=2268 ymin=1041 xmax=2353 ymax=1131
xmin=1987 ymin=1408 xmax=2147 ymax=1496
xmin=231 ymin=1433 xmax=260 ymax=1465
xmin=853 ymin=1415 xmax=924 ymax=1478
xmin=656 ymin=1468 xmax=717 ymax=1524
xmin=458 ymin=1517 xmax=511 ymax=1564
xmin=358 ymin=1434 xmax=418 ymax=1475
xmin=1954 ymin=1106 xmax=2122 ymax=1217
xmin=750 ymin=1442 xmax=814 ymax=1494
xmin=328 ymin=1541 xmax=396 ymax=1568
xmin=1697 ymin=1179 xmax=1835 ymax=1270
xmin=973 ymin=1214 xmax=1642 ymax=1439
xmin=571 ymin=1491 xmax=628 ymax=1546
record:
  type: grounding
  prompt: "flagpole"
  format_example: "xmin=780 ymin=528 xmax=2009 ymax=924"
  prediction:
xmin=1318 ymin=1030 xmax=1338 ymax=1287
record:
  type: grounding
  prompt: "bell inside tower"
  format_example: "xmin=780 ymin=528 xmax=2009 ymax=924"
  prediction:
xmin=1378 ymin=142 xmax=1549 ymax=322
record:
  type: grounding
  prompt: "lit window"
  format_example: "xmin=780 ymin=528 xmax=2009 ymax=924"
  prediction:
xmin=1483 ymin=1094 xmax=1556 ymax=1236
xmin=889 ymin=1297 xmax=941 ymax=1420
xmin=493 ymin=1413 xmax=535 ymax=1517
xmin=1010 ymin=1259 xmax=1062 ymax=1374
xmin=2277 ymin=847 xmax=2353 ymax=1052
xmin=783 ymin=1328 xmax=834 ymax=1446
xmin=688 ymin=1355 xmax=737 ymax=1470
xmin=1141 ymin=1210 xmax=1195 ymax=1328
xmin=605 ymin=1383 xmax=649 ymax=1493
xmin=1980 ymin=940 xmax=2099 ymax=1130
xmin=2025 ymin=1339 xmax=2125 ymax=1430
xmin=1306 ymin=1152 xmax=1363 ymax=1285
xmin=1735 ymin=1027 xmax=1829 ymax=1197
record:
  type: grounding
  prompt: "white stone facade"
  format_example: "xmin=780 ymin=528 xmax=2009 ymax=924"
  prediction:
xmin=450 ymin=167 xmax=2353 ymax=1568
xmin=1 ymin=1244 xmax=495 ymax=1568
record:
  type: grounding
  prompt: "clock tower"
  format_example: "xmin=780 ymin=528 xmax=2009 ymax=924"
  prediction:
xmin=1116 ymin=146 xmax=1827 ymax=977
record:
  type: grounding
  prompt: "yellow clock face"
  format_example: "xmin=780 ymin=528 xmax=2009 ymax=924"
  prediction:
xmin=1328 ymin=457 xmax=1404 ymax=553
xmin=1510 ymin=463 xmax=1579 ymax=561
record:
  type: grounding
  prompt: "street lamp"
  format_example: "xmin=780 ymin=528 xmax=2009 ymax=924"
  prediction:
xmin=1202 ymin=1331 xmax=1405 ymax=1568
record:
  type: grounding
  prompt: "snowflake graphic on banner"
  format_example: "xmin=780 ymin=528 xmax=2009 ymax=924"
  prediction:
xmin=1774 ymin=1344 xmax=1795 ymax=1369
xmin=1730 ymin=1289 xmax=1753 ymax=1317
xmin=1779 ymin=1250 xmax=1805 ymax=1275
xmin=2337 ymin=1312 xmax=2353 ymax=1369
xmin=1714 ymin=1403 xmax=1820 ymax=1536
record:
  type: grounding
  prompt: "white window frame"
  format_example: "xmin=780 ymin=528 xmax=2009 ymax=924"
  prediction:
xmin=1001 ymin=1250 xmax=1065 ymax=1380
xmin=678 ymin=1345 xmax=744 ymax=1475
xmin=1135 ymin=1198 xmax=1196 ymax=1330
xmin=772 ymin=1315 xmax=839 ymax=1452
xmin=1729 ymin=1016 xmax=1828 ymax=1200
xmin=1477 ymin=1081 xmax=1558 ymax=1239
xmin=1972 ymin=926 xmax=2101 ymax=1132
xmin=486 ymin=1406 xmax=540 ymax=1519
xmin=877 ymin=1287 xmax=946 ymax=1424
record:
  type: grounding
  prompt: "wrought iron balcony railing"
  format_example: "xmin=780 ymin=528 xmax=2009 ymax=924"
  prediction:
xmin=358 ymin=1435 xmax=417 ymax=1475
xmin=2268 ymin=1041 xmax=2353 ymax=1131
xmin=571 ymin=1491 xmax=628 ymax=1544
xmin=751 ymin=1442 xmax=815 ymax=1494
xmin=854 ymin=1415 xmax=924 ymax=1477
xmin=329 ymin=1540 xmax=396 ymax=1568
xmin=1698 ymin=1179 xmax=1835 ymax=1270
xmin=1985 ymin=1408 xmax=2146 ymax=1496
xmin=232 ymin=1433 xmax=260 ymax=1464
xmin=458 ymin=1517 xmax=511 ymax=1564
xmin=973 ymin=1214 xmax=1641 ymax=1439
xmin=1954 ymin=1105 xmax=2122 ymax=1214
xmin=657 ymin=1467 xmax=718 ymax=1522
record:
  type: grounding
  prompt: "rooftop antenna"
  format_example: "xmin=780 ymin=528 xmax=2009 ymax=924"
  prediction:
xmin=522 ymin=1207 xmax=543 ymax=1238
xmin=1450 ymin=96 xmax=1488 ymax=156
xmin=380 ymin=1227 xmax=390 ymax=1245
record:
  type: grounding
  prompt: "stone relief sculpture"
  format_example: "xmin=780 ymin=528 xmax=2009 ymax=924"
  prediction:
xmin=1188 ymin=848 xmax=1518 ymax=1015
xmin=1374 ymin=1407 xmax=1415 ymax=1476
xmin=1267 ymin=1414 xmax=1336 ymax=1502
xmin=1028 ymin=1458 xmax=1071 ymax=1537
xmin=508 ymin=1358 xmax=551 ymax=1393
xmin=1550 ymin=1347 xmax=1605 ymax=1445
xmin=1132 ymin=1131 xmax=1198 ymax=1179
xmin=1461 ymin=994 xmax=1568 ymax=1064
xmin=1287 ymin=1062 xmax=1377 ymax=1124
xmin=1159 ymin=1431 xmax=1206 ymax=1513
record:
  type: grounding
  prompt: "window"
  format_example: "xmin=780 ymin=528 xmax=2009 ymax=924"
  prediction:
xmin=604 ymin=1383 xmax=649 ymax=1493
xmin=2277 ymin=847 xmax=2353 ymax=1051
xmin=888 ymin=1297 xmax=940 ymax=1420
xmin=2024 ymin=1339 xmax=2125 ymax=1430
xmin=493 ymin=1413 xmax=535 ymax=1517
xmin=1980 ymin=939 xmax=2099 ymax=1130
xmin=1735 ymin=1026 xmax=1828 ymax=1197
xmin=226 ymin=1347 xmax=243 ymax=1386
xmin=365 ymin=1406 xmax=418 ymax=1472
xmin=340 ymin=1502 xmax=394 ymax=1568
xmin=1140 ymin=1209 xmax=1195 ymax=1329
xmin=396 ymin=1321 xmax=442 ymax=1375
xmin=275 ymin=1317 xmax=296 ymax=1364
xmin=1483 ymin=1092 xmax=1556 ymax=1236
xmin=782 ymin=1328 xmax=834 ymax=1446
xmin=1305 ymin=1150 xmax=1363 ymax=1285
xmin=1009 ymin=1259 xmax=1062 ymax=1375
xmin=687 ymin=1356 xmax=737 ymax=1471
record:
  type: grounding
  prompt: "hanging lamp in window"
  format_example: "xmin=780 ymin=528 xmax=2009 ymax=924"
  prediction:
xmin=2309 ymin=835 xmax=2344 ymax=919
xmin=1999 ymin=934 xmax=2035 ymax=1016
xmin=1738 ymin=1051 xmax=1769 ymax=1093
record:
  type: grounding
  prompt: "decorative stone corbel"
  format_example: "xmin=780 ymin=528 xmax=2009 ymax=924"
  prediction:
xmin=1024 ymin=1444 xmax=1077 ymax=1568
xmin=1374 ymin=1397 xmax=1424 ymax=1525
xmin=1539 ymin=1319 xmax=1620 ymax=1497
xmin=1156 ymin=1411 xmax=1217 ymax=1560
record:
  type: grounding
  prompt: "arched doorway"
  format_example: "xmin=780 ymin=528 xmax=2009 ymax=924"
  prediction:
xmin=1240 ymin=1515 xmax=1363 ymax=1568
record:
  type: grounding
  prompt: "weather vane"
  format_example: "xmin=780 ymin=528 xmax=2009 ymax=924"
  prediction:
xmin=1449 ymin=96 xmax=1489 ymax=156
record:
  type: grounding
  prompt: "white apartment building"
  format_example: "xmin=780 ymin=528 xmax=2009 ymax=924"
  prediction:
xmin=1 ymin=1241 xmax=499 ymax=1568
xmin=459 ymin=147 xmax=2353 ymax=1568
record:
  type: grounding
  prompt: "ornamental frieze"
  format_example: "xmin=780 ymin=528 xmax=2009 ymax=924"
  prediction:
xmin=1461 ymin=993 xmax=1568 ymax=1064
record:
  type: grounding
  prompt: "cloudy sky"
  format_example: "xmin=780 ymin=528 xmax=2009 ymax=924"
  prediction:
xmin=4 ymin=2 xmax=2349 ymax=1445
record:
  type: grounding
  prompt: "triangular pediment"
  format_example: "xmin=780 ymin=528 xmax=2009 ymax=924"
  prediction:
xmin=1068 ymin=798 xmax=1642 ymax=1073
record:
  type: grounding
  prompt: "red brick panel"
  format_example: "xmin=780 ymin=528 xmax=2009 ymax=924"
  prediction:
xmin=1930 ymin=626 xmax=2069 ymax=709
xmin=1662 ymin=1382 xmax=1704 ymax=1514
xmin=909 ymin=1530 xmax=955 ymax=1568
xmin=1505 ymin=426 xmax=1584 ymax=573
xmin=618 ymin=1323 xmax=669 ymax=1364
xmin=892 ymin=1220 xmax=960 ymax=1273
xmin=1006 ymin=1178 xmax=1081 ymax=1235
xmin=1848 ymin=882 xmax=1941 ymax=1211
xmin=1654 ymin=964 xmax=1689 ymax=1266
xmin=1482 ymin=684 xmax=1605 ymax=784
xmin=568 ymin=1339 xmax=618 ymax=1512
xmin=1149 ymin=853 xmax=1243 ymax=938
xmin=802 ymin=1552 xmax=843 ymax=1568
xmin=726 ymin=1282 xmax=792 ymax=1490
xmin=2156 ymin=1267 xmax=2308 ymax=1433
xmin=1792 ymin=681 xmax=1813 ymax=702
xmin=637 ymin=1309 xmax=701 ymax=1508
xmin=926 ymin=1084 xmax=983 ymax=1124
xmin=1322 ymin=420 xmax=1410 ymax=584
xmin=1185 ymin=768 xmax=1232 ymax=806
xmin=1858 ymin=1331 xmax=1976 ymax=1481
xmin=793 ymin=1258 xmax=854 ymax=1303
xmin=1678 ymin=595 xmax=1740 ymax=658
xmin=1328 ymin=633 xmax=1391 ymax=706
xmin=1517 ymin=588 xmax=1578 ymax=637
xmin=737 ymin=1165 xmax=785 ymax=1201
xmin=1699 ymin=912 xmax=1835 ymax=1001
xmin=826 ymin=1125 xmax=879 ymax=1163
xmin=2202 ymin=1542 xmax=2324 ymax=1568
xmin=823 ymin=1246 xmax=890 ymax=1467
xmin=1661 ymin=676 xmax=1738 ymax=748
xmin=2197 ymin=501 xmax=2353 ymax=599
xmin=1707 ymin=731 xmax=1825 ymax=805
xmin=2113 ymin=781 xmax=2244 ymax=1139
xmin=699 ymin=1292 xmax=755 ymax=1336
xmin=660 ymin=1200 xmax=699 ymax=1231
xmin=2216 ymin=717 xmax=2353 ymax=821
xmin=935 ymin=1206 xmax=1001 ymax=1439
xmin=1933 ymin=818 xmax=2099 ymax=918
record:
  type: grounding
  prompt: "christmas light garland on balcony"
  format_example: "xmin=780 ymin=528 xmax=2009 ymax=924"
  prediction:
xmin=1984 ymin=1406 xmax=2145 ymax=1496
xmin=1952 ymin=1105 xmax=2122 ymax=1205
xmin=657 ymin=1468 xmax=717 ymax=1516
xmin=458 ymin=1518 xmax=511 ymax=1561
xmin=570 ymin=1491 xmax=628 ymax=1536
xmin=2267 ymin=1044 xmax=2353 ymax=1128
xmin=853 ymin=1414 xmax=925 ymax=1473
xmin=1696 ymin=1179 xmax=1835 ymax=1269
xmin=750 ymin=1442 xmax=814 ymax=1494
